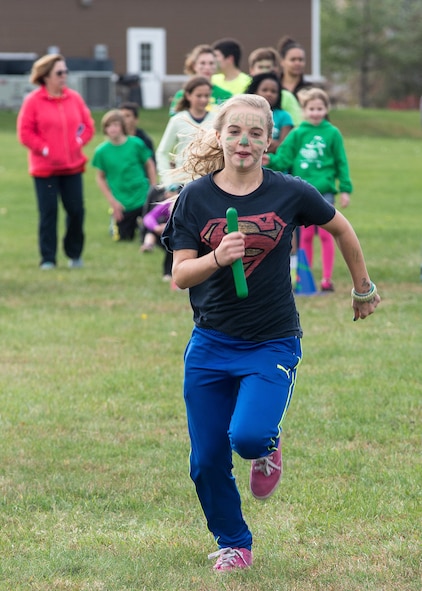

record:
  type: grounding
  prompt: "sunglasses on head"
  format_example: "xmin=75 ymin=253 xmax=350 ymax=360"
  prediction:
xmin=55 ymin=69 xmax=69 ymax=76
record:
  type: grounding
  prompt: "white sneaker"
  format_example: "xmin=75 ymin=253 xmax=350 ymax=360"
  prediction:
xmin=68 ymin=258 xmax=83 ymax=269
xmin=40 ymin=262 xmax=56 ymax=270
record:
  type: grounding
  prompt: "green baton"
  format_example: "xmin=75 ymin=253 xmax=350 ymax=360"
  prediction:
xmin=226 ymin=207 xmax=248 ymax=299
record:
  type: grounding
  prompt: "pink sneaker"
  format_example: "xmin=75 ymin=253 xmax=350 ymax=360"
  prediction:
xmin=250 ymin=440 xmax=282 ymax=500
xmin=321 ymin=279 xmax=335 ymax=292
xmin=208 ymin=547 xmax=253 ymax=571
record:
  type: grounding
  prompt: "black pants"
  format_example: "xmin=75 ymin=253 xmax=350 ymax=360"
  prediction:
xmin=116 ymin=206 xmax=144 ymax=241
xmin=34 ymin=174 xmax=85 ymax=265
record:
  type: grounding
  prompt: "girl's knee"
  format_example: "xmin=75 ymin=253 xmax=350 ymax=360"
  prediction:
xmin=230 ymin=431 xmax=272 ymax=460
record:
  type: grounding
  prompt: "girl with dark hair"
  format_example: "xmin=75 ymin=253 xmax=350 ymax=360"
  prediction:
xmin=277 ymin=36 xmax=312 ymax=98
xmin=156 ymin=76 xmax=216 ymax=187
xmin=245 ymin=71 xmax=293 ymax=152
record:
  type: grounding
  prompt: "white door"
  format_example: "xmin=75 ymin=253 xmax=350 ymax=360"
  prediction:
xmin=127 ymin=27 xmax=166 ymax=109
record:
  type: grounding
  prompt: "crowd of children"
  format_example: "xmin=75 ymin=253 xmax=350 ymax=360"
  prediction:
xmin=61 ymin=36 xmax=352 ymax=295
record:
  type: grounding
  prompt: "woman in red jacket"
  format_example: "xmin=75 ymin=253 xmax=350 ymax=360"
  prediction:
xmin=17 ymin=53 xmax=95 ymax=269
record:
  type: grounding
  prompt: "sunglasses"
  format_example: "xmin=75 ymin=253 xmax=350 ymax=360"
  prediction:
xmin=55 ymin=69 xmax=69 ymax=76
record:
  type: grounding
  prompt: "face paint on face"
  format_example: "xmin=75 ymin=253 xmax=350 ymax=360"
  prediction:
xmin=228 ymin=112 xmax=265 ymax=127
xmin=218 ymin=106 xmax=270 ymax=170
xmin=227 ymin=112 xmax=267 ymax=147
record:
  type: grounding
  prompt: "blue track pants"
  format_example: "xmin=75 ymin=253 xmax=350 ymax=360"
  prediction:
xmin=183 ymin=326 xmax=302 ymax=550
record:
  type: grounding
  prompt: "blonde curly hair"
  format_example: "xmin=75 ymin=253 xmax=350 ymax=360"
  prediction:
xmin=177 ymin=94 xmax=273 ymax=183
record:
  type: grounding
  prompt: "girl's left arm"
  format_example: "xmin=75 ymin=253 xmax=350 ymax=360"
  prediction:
xmin=321 ymin=210 xmax=380 ymax=320
xmin=333 ymin=129 xmax=352 ymax=194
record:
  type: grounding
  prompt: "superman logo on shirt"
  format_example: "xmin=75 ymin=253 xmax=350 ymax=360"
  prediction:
xmin=200 ymin=212 xmax=286 ymax=277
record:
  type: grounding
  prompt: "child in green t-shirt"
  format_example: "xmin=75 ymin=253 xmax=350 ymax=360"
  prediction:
xmin=93 ymin=109 xmax=156 ymax=241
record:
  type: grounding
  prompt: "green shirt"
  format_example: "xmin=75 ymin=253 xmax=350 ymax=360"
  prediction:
xmin=92 ymin=136 xmax=152 ymax=211
xmin=211 ymin=72 xmax=251 ymax=95
xmin=281 ymin=90 xmax=303 ymax=126
xmin=267 ymin=120 xmax=352 ymax=195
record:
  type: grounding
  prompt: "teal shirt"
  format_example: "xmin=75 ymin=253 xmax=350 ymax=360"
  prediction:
xmin=92 ymin=136 xmax=152 ymax=211
xmin=267 ymin=120 xmax=353 ymax=195
xmin=272 ymin=109 xmax=294 ymax=139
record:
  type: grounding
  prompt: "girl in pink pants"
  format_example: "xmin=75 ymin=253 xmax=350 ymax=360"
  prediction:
xmin=300 ymin=192 xmax=337 ymax=291
xmin=264 ymin=88 xmax=352 ymax=291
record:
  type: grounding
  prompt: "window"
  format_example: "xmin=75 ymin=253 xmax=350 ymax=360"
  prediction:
xmin=139 ymin=43 xmax=152 ymax=73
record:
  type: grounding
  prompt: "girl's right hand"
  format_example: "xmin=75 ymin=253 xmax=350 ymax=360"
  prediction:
xmin=215 ymin=232 xmax=245 ymax=267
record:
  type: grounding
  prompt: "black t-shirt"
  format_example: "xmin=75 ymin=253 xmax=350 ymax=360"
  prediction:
xmin=162 ymin=168 xmax=335 ymax=342
xmin=135 ymin=128 xmax=155 ymax=163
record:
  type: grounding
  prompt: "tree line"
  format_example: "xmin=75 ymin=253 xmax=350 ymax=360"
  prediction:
xmin=321 ymin=0 xmax=422 ymax=107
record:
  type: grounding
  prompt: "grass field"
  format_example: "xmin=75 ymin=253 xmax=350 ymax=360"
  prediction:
xmin=0 ymin=107 xmax=421 ymax=591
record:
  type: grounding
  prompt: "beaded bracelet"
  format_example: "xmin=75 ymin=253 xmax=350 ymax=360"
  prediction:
xmin=213 ymin=249 xmax=223 ymax=269
xmin=351 ymin=282 xmax=377 ymax=303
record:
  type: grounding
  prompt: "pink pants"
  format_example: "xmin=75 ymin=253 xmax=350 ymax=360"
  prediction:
xmin=300 ymin=225 xmax=335 ymax=281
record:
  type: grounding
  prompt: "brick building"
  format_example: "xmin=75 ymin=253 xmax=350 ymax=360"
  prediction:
xmin=0 ymin=0 xmax=320 ymax=108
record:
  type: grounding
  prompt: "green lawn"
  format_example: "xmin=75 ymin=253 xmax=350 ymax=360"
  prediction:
xmin=0 ymin=108 xmax=421 ymax=590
